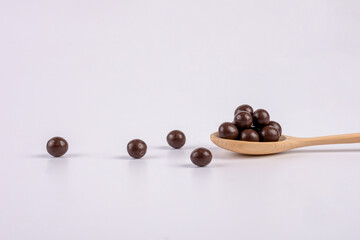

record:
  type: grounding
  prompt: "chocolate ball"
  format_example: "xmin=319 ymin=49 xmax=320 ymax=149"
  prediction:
xmin=167 ymin=130 xmax=186 ymax=149
xmin=268 ymin=121 xmax=282 ymax=135
xmin=190 ymin=148 xmax=212 ymax=167
xmin=253 ymin=109 xmax=270 ymax=126
xmin=46 ymin=137 xmax=68 ymax=157
xmin=218 ymin=122 xmax=239 ymax=140
xmin=239 ymin=129 xmax=260 ymax=142
xmin=127 ymin=139 xmax=147 ymax=159
xmin=234 ymin=111 xmax=253 ymax=129
xmin=260 ymin=126 xmax=280 ymax=142
xmin=234 ymin=104 xmax=253 ymax=116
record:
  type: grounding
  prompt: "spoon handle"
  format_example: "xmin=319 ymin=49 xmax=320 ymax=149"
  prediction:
xmin=295 ymin=133 xmax=360 ymax=147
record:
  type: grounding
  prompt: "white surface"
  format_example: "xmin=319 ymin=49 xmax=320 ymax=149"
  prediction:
xmin=1 ymin=0 xmax=360 ymax=239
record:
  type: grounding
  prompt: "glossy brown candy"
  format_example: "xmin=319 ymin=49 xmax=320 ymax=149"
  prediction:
xmin=218 ymin=122 xmax=239 ymax=140
xmin=46 ymin=137 xmax=68 ymax=157
xmin=239 ymin=129 xmax=260 ymax=142
xmin=190 ymin=148 xmax=212 ymax=167
xmin=127 ymin=139 xmax=147 ymax=159
xmin=260 ymin=126 xmax=280 ymax=142
xmin=234 ymin=104 xmax=253 ymax=116
xmin=167 ymin=130 xmax=186 ymax=149
xmin=234 ymin=111 xmax=253 ymax=129
xmin=253 ymin=109 xmax=270 ymax=126
xmin=268 ymin=121 xmax=282 ymax=135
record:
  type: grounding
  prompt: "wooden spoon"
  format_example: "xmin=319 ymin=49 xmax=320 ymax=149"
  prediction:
xmin=210 ymin=132 xmax=360 ymax=155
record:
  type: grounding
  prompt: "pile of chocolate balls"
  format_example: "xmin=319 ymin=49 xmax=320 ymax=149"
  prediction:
xmin=218 ymin=104 xmax=282 ymax=142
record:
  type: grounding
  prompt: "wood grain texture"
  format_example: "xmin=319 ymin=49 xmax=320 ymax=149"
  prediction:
xmin=210 ymin=132 xmax=360 ymax=155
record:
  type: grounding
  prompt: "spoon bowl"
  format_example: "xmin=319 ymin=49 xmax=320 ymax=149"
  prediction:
xmin=210 ymin=132 xmax=360 ymax=155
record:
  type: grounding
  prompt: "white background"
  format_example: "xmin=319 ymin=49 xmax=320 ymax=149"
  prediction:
xmin=1 ymin=0 xmax=360 ymax=239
